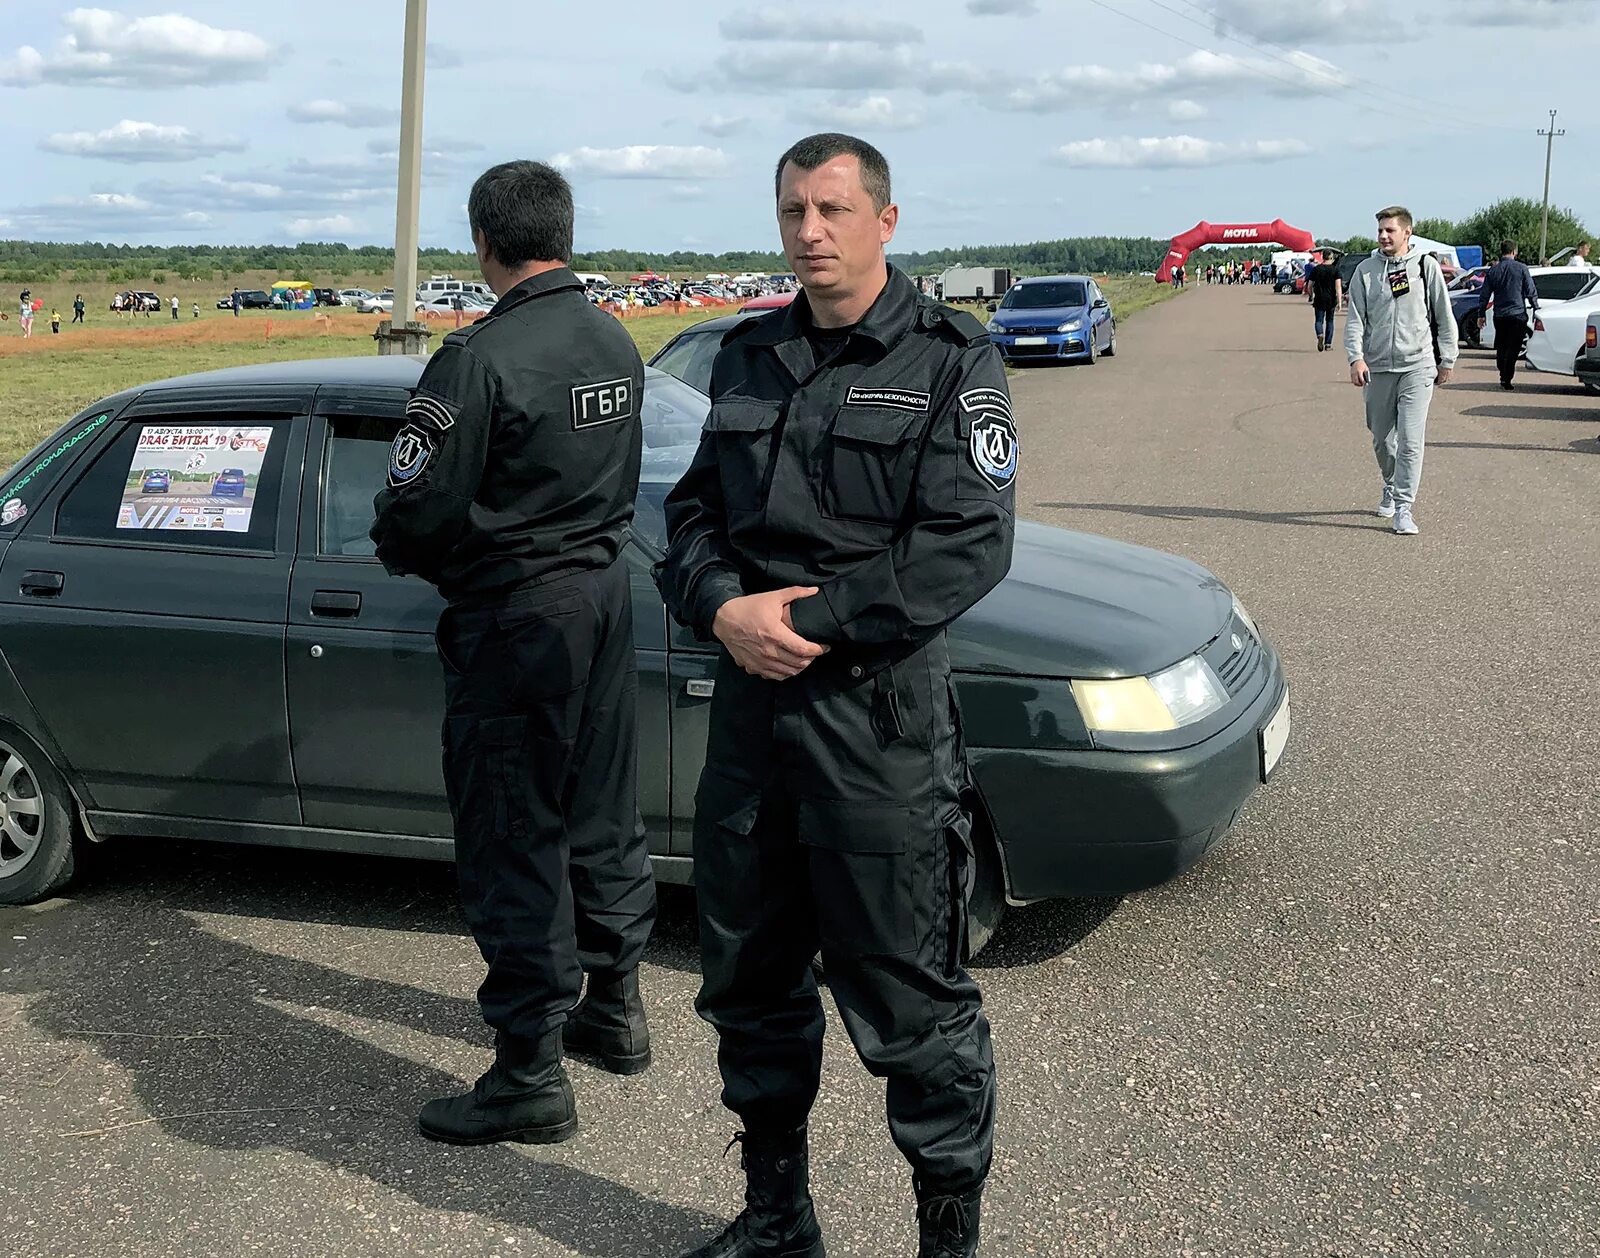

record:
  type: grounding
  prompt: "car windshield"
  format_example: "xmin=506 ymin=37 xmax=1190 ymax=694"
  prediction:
xmin=651 ymin=322 xmax=739 ymax=396
xmin=1000 ymin=282 xmax=1087 ymax=310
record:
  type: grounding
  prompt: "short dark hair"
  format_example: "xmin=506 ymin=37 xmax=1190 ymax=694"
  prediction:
xmin=774 ymin=133 xmax=891 ymax=212
xmin=467 ymin=161 xmax=573 ymax=268
xmin=1375 ymin=205 xmax=1413 ymax=229
xmin=1501 ymin=239 xmax=1518 ymax=255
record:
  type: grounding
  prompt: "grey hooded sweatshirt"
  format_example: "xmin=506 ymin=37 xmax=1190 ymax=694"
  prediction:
xmin=1344 ymin=245 xmax=1458 ymax=372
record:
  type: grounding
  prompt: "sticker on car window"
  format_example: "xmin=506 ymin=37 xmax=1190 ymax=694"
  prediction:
xmin=116 ymin=425 xmax=274 ymax=533
xmin=1 ymin=411 xmax=111 ymax=517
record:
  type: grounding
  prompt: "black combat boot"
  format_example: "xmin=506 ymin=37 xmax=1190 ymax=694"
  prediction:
xmin=417 ymin=1028 xmax=577 ymax=1146
xmin=562 ymin=970 xmax=652 ymax=1075
xmin=915 ymin=1182 xmax=983 ymax=1257
xmin=680 ymin=1127 xmax=825 ymax=1257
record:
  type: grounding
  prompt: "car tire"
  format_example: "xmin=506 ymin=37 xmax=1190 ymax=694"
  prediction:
xmin=965 ymin=817 xmax=1007 ymax=961
xmin=0 ymin=728 xmax=82 ymax=906
xmin=1083 ymin=331 xmax=1096 ymax=366
xmin=1102 ymin=322 xmax=1117 ymax=357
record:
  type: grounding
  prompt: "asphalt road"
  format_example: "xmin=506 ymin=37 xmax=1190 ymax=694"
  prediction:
xmin=4 ymin=284 xmax=1597 ymax=1257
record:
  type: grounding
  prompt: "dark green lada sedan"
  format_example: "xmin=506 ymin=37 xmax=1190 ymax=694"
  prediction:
xmin=0 ymin=356 xmax=1289 ymax=952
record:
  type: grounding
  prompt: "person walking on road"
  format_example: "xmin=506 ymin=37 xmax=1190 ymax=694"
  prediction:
xmin=372 ymin=161 xmax=657 ymax=1148
xmin=659 ymin=132 xmax=1012 ymax=1258
xmin=1477 ymin=241 xmax=1540 ymax=392
xmin=1344 ymin=206 xmax=1457 ymax=536
xmin=1307 ymin=251 xmax=1342 ymax=351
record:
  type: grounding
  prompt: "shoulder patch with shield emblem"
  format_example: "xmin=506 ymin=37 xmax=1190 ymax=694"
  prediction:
xmin=960 ymin=387 xmax=1018 ymax=491
xmin=387 ymin=423 xmax=435 ymax=489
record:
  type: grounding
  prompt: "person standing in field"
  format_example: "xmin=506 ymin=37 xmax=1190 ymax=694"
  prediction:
xmin=19 ymin=291 xmax=33 ymax=339
xmin=72 ymin=293 xmax=85 ymax=324
xmin=171 ymin=295 xmax=180 ymax=321
xmin=49 ymin=309 xmax=61 ymax=334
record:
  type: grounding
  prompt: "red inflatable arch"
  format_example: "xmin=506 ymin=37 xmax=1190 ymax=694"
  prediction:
xmin=1155 ymin=219 xmax=1315 ymax=283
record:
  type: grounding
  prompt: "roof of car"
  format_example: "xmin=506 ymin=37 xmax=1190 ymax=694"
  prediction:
xmin=98 ymin=356 xmax=674 ymax=403
xmin=1016 ymin=274 xmax=1091 ymax=284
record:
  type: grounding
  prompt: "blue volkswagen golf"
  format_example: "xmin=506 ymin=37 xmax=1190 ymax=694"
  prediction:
xmin=986 ymin=274 xmax=1116 ymax=365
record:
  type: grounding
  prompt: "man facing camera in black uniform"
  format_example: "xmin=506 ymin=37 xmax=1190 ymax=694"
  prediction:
xmin=372 ymin=160 xmax=655 ymax=1146
xmin=658 ymin=133 xmax=1015 ymax=1258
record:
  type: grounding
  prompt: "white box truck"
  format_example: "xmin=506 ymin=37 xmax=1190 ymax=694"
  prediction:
xmin=938 ymin=265 xmax=1013 ymax=303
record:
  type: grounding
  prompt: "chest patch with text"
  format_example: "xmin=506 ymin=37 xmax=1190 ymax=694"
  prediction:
xmin=571 ymin=377 xmax=634 ymax=429
xmin=844 ymin=385 xmax=931 ymax=413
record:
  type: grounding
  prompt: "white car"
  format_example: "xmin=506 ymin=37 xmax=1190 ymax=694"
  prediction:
xmin=1523 ymin=289 xmax=1600 ymax=388
xmin=339 ymin=288 xmax=374 ymax=306
xmin=1478 ymin=266 xmax=1600 ymax=349
xmin=356 ymin=293 xmax=394 ymax=314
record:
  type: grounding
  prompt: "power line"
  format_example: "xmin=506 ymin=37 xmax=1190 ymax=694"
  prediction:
xmin=1164 ymin=0 xmax=1525 ymax=133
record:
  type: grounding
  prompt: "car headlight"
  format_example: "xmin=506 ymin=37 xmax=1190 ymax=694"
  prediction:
xmin=986 ymin=320 xmax=1003 ymax=333
xmin=1073 ymin=657 xmax=1229 ymax=733
xmin=1231 ymin=595 xmax=1259 ymax=641
xmin=1057 ymin=320 xmax=1082 ymax=332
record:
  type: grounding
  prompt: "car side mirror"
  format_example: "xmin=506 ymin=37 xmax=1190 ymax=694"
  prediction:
xmin=1092 ymin=298 xmax=1109 ymax=309
xmin=986 ymin=302 xmax=997 ymax=313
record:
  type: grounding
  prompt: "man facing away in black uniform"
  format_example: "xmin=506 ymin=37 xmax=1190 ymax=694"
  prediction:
xmin=657 ymin=133 xmax=1016 ymax=1258
xmin=371 ymin=160 xmax=656 ymax=1146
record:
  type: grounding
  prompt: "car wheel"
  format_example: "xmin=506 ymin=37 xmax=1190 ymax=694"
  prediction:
xmin=0 ymin=730 xmax=81 ymax=906
xmin=1083 ymin=331 xmax=1096 ymax=365
xmin=1102 ymin=321 xmax=1117 ymax=357
xmin=965 ymin=819 xmax=1007 ymax=960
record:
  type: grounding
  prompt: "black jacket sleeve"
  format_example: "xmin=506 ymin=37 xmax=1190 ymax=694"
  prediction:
xmin=787 ymin=342 xmax=1016 ymax=647
xmin=655 ymin=352 xmax=747 ymax=639
xmin=370 ymin=341 xmax=496 ymax=582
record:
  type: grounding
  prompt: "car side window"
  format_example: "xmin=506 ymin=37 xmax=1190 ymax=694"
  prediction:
xmin=321 ymin=415 xmax=395 ymax=558
xmin=55 ymin=416 xmax=289 ymax=550
xmin=650 ymin=329 xmax=723 ymax=397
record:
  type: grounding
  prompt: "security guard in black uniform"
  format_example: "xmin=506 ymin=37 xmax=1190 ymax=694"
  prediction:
xmin=658 ymin=135 xmax=1014 ymax=1257
xmin=372 ymin=161 xmax=655 ymax=1146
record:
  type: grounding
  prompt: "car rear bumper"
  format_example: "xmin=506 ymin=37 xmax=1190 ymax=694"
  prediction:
xmin=974 ymin=642 xmax=1288 ymax=900
xmin=1575 ymin=355 xmax=1600 ymax=387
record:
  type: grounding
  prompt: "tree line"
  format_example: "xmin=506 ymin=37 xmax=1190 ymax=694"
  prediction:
xmin=0 ymin=199 xmax=1586 ymax=284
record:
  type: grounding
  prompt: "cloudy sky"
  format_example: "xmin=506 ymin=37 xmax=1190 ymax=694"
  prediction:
xmin=1 ymin=1 xmax=1596 ymax=254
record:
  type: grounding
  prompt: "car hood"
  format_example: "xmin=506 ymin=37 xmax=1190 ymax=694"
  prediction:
xmin=991 ymin=305 xmax=1088 ymax=327
xmin=951 ymin=522 xmax=1232 ymax=679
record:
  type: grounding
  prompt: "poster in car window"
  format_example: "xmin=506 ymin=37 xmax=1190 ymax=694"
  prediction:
xmin=117 ymin=425 xmax=273 ymax=533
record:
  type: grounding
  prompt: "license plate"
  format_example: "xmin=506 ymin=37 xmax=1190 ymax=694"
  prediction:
xmin=1013 ymin=336 xmax=1048 ymax=346
xmin=1259 ymin=690 xmax=1290 ymax=782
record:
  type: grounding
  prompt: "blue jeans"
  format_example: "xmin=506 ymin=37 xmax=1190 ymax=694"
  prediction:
xmin=1314 ymin=307 xmax=1336 ymax=343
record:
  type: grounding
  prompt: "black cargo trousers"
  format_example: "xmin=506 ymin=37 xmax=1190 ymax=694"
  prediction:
xmin=693 ymin=630 xmax=996 ymax=1193
xmin=437 ymin=557 xmax=656 ymax=1041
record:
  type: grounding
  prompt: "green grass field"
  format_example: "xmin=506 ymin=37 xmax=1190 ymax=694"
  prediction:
xmin=0 ymin=276 xmax=1177 ymax=470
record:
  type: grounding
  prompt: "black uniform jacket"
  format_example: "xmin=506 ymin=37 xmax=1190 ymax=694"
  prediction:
xmin=371 ymin=266 xmax=644 ymax=604
xmin=656 ymin=266 xmax=1015 ymax=670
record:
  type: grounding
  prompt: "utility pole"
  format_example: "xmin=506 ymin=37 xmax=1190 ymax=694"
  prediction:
xmin=375 ymin=0 xmax=431 ymax=356
xmin=1537 ymin=109 xmax=1565 ymax=265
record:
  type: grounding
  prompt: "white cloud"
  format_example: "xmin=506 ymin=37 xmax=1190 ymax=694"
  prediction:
xmin=287 ymin=99 xmax=399 ymax=128
xmin=0 ymin=9 xmax=275 ymax=88
xmin=710 ymin=44 xmax=923 ymax=91
xmin=806 ymin=95 xmax=925 ymax=131
xmin=286 ymin=214 xmax=357 ymax=238
xmin=1167 ymin=99 xmax=1208 ymax=121
xmin=1459 ymin=0 xmax=1596 ymax=24
xmin=40 ymin=119 xmax=245 ymax=163
xmin=1000 ymin=49 xmax=1350 ymax=111
xmin=1204 ymin=0 xmax=1378 ymax=43
xmin=3 ymin=191 xmax=213 ymax=234
xmin=551 ymin=145 xmax=730 ymax=179
xmin=702 ymin=113 xmax=750 ymax=137
xmin=720 ymin=10 xmax=922 ymax=48
xmin=967 ymin=0 xmax=1038 ymax=12
xmin=1052 ymin=135 xmax=1312 ymax=169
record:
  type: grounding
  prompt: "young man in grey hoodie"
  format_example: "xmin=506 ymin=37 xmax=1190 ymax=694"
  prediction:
xmin=1344 ymin=206 xmax=1458 ymax=536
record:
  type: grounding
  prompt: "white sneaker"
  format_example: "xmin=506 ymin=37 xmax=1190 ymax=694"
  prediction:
xmin=1376 ymin=487 xmax=1396 ymax=519
xmin=1392 ymin=507 xmax=1419 ymax=535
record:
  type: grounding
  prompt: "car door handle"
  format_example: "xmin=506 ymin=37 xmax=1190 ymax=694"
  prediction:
xmin=685 ymin=679 xmax=715 ymax=699
xmin=310 ymin=590 xmax=362 ymax=617
xmin=19 ymin=570 xmax=64 ymax=598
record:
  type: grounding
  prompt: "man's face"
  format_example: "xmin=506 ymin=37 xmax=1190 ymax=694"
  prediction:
xmin=1377 ymin=217 xmax=1412 ymax=257
xmin=777 ymin=155 xmax=898 ymax=299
